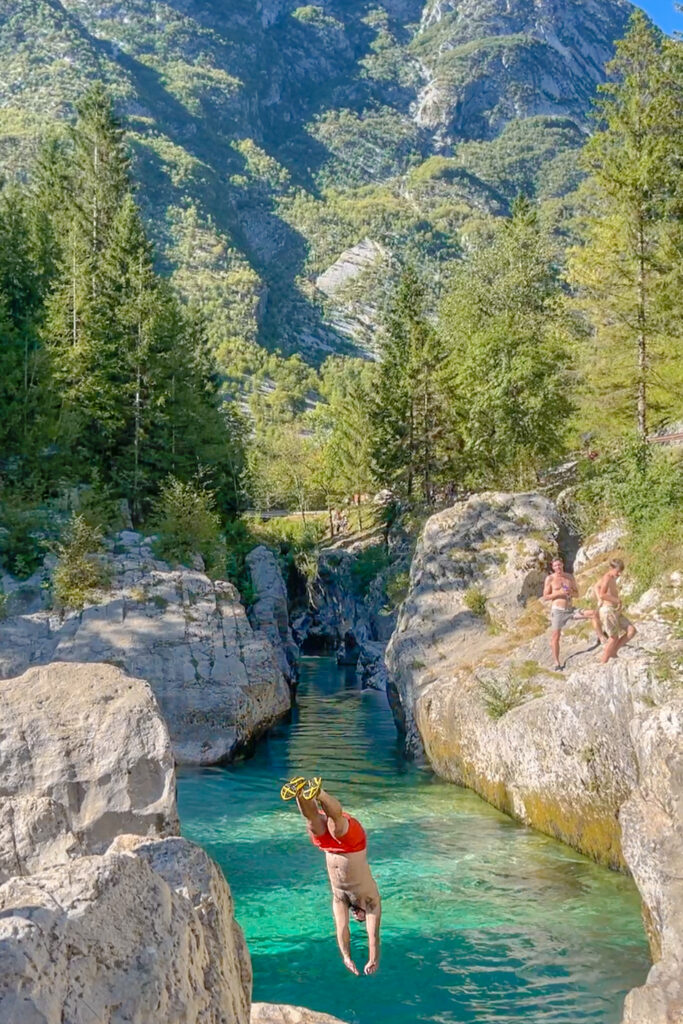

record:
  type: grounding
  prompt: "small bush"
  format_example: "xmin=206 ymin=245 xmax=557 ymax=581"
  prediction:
xmin=0 ymin=504 xmax=48 ymax=579
xmin=464 ymin=585 xmax=488 ymax=617
xmin=575 ymin=442 xmax=683 ymax=593
xmin=350 ymin=545 xmax=391 ymax=598
xmin=154 ymin=477 xmax=223 ymax=570
xmin=479 ymin=673 xmax=543 ymax=720
xmin=53 ymin=515 xmax=110 ymax=610
xmin=385 ymin=569 xmax=410 ymax=608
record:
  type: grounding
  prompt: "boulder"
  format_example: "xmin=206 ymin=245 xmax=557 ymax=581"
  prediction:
xmin=246 ymin=545 xmax=299 ymax=684
xmin=386 ymin=494 xmax=683 ymax=1023
xmin=0 ymin=531 xmax=292 ymax=765
xmin=0 ymin=836 xmax=251 ymax=1024
xmin=251 ymin=1006 xmax=348 ymax=1024
xmin=0 ymin=662 xmax=178 ymax=883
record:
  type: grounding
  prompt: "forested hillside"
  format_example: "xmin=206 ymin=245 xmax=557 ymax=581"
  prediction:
xmin=1 ymin=0 xmax=631 ymax=370
xmin=0 ymin=3 xmax=680 ymax=607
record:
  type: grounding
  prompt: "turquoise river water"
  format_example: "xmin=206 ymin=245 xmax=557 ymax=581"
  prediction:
xmin=177 ymin=657 xmax=650 ymax=1024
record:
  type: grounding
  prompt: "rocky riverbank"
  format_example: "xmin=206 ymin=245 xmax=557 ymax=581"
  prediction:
xmin=386 ymin=492 xmax=683 ymax=1023
xmin=0 ymin=659 xmax=345 ymax=1024
xmin=0 ymin=530 xmax=294 ymax=765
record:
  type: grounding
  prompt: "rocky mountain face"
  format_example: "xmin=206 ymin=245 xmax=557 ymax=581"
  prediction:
xmin=0 ymin=0 xmax=632 ymax=361
xmin=385 ymin=495 xmax=683 ymax=1023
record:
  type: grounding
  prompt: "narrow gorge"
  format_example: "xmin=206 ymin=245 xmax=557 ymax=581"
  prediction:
xmin=1 ymin=491 xmax=680 ymax=1023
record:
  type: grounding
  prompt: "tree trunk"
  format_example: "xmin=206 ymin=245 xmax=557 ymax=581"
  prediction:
xmin=636 ymin=216 xmax=648 ymax=439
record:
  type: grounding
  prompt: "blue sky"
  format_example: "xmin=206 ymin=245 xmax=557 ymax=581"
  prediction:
xmin=636 ymin=1 xmax=681 ymax=33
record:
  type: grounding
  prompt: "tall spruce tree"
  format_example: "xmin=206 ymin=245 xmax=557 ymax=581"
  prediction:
xmin=0 ymin=186 xmax=47 ymax=458
xmin=568 ymin=12 xmax=683 ymax=439
xmin=41 ymin=83 xmax=238 ymax=518
xmin=440 ymin=198 xmax=573 ymax=486
xmin=371 ymin=268 xmax=449 ymax=503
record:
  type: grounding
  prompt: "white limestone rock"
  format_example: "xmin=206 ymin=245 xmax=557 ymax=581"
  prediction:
xmin=0 ymin=661 xmax=178 ymax=884
xmin=386 ymin=494 xmax=683 ymax=1023
xmin=251 ymin=1006 xmax=348 ymax=1024
xmin=0 ymin=531 xmax=292 ymax=765
xmin=0 ymin=836 xmax=251 ymax=1024
xmin=246 ymin=545 xmax=299 ymax=684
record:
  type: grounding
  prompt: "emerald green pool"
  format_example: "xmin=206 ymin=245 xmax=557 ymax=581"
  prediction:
xmin=177 ymin=657 xmax=650 ymax=1024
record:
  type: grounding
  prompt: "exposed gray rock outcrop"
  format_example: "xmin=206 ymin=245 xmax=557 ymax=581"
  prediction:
xmin=0 ymin=531 xmax=291 ymax=765
xmin=0 ymin=835 xmax=251 ymax=1024
xmin=0 ymin=659 xmax=253 ymax=1024
xmin=0 ymin=662 xmax=177 ymax=884
xmin=246 ymin=545 xmax=299 ymax=685
xmin=386 ymin=492 xmax=683 ymax=1023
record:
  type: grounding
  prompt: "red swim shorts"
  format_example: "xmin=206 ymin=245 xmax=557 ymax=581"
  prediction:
xmin=310 ymin=812 xmax=367 ymax=854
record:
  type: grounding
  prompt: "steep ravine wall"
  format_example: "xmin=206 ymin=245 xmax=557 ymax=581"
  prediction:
xmin=385 ymin=492 xmax=683 ymax=1023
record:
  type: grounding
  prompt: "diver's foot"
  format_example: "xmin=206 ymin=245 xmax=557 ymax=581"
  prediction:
xmin=302 ymin=776 xmax=322 ymax=800
xmin=364 ymin=959 xmax=379 ymax=976
xmin=280 ymin=776 xmax=306 ymax=801
xmin=343 ymin=956 xmax=360 ymax=976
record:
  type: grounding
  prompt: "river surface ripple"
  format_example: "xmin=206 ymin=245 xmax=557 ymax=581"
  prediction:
xmin=177 ymin=657 xmax=650 ymax=1024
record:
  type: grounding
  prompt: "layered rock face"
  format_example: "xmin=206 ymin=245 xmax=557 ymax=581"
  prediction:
xmin=414 ymin=0 xmax=631 ymax=137
xmin=0 ymin=531 xmax=292 ymax=764
xmin=0 ymin=661 xmax=252 ymax=1024
xmin=0 ymin=662 xmax=177 ymax=884
xmin=386 ymin=493 xmax=683 ymax=1022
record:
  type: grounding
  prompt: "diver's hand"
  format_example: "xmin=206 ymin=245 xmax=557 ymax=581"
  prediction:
xmin=364 ymin=958 xmax=379 ymax=975
xmin=343 ymin=956 xmax=360 ymax=976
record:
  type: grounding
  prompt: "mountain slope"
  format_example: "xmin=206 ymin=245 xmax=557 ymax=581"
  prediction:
xmin=0 ymin=0 xmax=633 ymax=363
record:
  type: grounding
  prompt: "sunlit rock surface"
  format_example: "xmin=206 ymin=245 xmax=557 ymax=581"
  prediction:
xmin=386 ymin=493 xmax=683 ymax=1022
xmin=0 ymin=661 xmax=178 ymax=884
xmin=252 ymin=1006 xmax=348 ymax=1024
xmin=0 ymin=836 xmax=251 ymax=1024
xmin=0 ymin=531 xmax=291 ymax=765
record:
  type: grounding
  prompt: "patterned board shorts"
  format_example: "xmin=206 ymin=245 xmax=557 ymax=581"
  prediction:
xmin=599 ymin=605 xmax=632 ymax=639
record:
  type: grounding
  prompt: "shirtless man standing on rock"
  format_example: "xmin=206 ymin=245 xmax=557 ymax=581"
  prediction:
xmin=543 ymin=556 xmax=580 ymax=670
xmin=595 ymin=558 xmax=636 ymax=664
xmin=281 ymin=776 xmax=381 ymax=976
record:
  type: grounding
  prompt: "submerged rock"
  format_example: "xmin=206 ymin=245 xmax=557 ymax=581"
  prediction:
xmin=386 ymin=492 xmax=683 ymax=1022
xmin=252 ymin=1006 xmax=348 ymax=1024
xmin=0 ymin=836 xmax=251 ymax=1024
xmin=0 ymin=531 xmax=291 ymax=765
xmin=0 ymin=661 xmax=178 ymax=884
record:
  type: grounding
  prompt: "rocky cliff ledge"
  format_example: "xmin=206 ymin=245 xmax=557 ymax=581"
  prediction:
xmin=0 ymin=530 xmax=293 ymax=765
xmin=0 ymin=660 xmax=346 ymax=1024
xmin=386 ymin=492 xmax=683 ymax=1024
xmin=0 ymin=662 xmax=252 ymax=1023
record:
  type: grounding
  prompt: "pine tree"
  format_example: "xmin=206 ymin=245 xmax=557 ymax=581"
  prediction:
xmin=0 ymin=186 xmax=46 ymax=457
xmin=568 ymin=12 xmax=683 ymax=439
xmin=440 ymin=198 xmax=573 ymax=486
xmin=371 ymin=268 xmax=450 ymax=503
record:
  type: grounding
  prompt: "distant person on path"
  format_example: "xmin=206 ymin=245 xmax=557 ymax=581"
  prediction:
xmin=543 ymin=556 xmax=579 ymax=670
xmin=595 ymin=559 xmax=636 ymax=664
xmin=281 ymin=776 xmax=381 ymax=976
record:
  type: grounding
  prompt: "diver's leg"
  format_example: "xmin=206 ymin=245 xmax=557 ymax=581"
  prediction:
xmin=318 ymin=788 xmax=348 ymax=838
xmin=296 ymin=794 xmax=326 ymax=836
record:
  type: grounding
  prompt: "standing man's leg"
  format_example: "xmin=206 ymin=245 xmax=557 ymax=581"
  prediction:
xmin=550 ymin=626 xmax=562 ymax=670
xmin=333 ymin=897 xmax=359 ymax=975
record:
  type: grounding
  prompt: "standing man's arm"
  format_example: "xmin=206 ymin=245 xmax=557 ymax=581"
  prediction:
xmin=333 ymin=899 xmax=359 ymax=975
xmin=542 ymin=576 xmax=553 ymax=602
xmin=364 ymin=901 xmax=381 ymax=975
